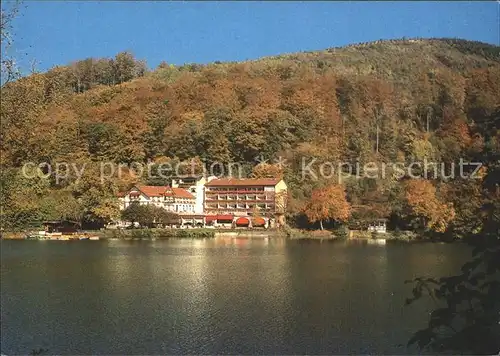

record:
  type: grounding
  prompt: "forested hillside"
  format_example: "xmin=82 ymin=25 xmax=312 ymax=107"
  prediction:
xmin=1 ymin=38 xmax=499 ymax=236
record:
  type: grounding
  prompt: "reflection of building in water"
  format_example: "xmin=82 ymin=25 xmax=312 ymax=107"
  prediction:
xmin=270 ymin=238 xmax=285 ymax=247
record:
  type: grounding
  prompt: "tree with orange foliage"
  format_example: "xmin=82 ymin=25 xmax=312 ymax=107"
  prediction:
xmin=405 ymin=179 xmax=455 ymax=233
xmin=251 ymin=162 xmax=283 ymax=179
xmin=304 ymin=184 xmax=351 ymax=230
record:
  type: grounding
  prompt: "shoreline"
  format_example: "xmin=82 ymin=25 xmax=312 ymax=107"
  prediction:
xmin=0 ymin=229 xmax=453 ymax=244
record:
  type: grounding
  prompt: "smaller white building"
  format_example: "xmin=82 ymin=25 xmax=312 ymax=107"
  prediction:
xmin=367 ymin=219 xmax=387 ymax=234
xmin=171 ymin=175 xmax=216 ymax=214
xmin=118 ymin=185 xmax=196 ymax=213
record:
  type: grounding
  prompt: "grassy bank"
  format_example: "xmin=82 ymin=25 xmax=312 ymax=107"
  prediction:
xmin=0 ymin=227 xmax=430 ymax=242
xmin=0 ymin=231 xmax=26 ymax=240
xmin=284 ymin=227 xmax=421 ymax=242
xmin=348 ymin=230 xmax=420 ymax=241
xmin=100 ymin=228 xmax=290 ymax=240
xmin=285 ymin=228 xmax=338 ymax=240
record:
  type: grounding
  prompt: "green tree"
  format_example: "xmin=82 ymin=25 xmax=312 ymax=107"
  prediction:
xmin=121 ymin=203 xmax=163 ymax=228
xmin=82 ymin=122 xmax=119 ymax=161
xmin=70 ymin=162 xmax=120 ymax=225
xmin=0 ymin=166 xmax=53 ymax=230
xmin=121 ymin=202 xmax=147 ymax=226
xmin=152 ymin=206 xmax=179 ymax=226
xmin=39 ymin=189 xmax=84 ymax=226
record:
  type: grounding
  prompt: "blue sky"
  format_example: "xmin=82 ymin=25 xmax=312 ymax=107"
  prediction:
xmin=6 ymin=1 xmax=500 ymax=73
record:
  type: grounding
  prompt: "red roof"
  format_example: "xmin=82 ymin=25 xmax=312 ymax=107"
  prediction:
xmin=119 ymin=185 xmax=195 ymax=199
xmin=205 ymin=178 xmax=281 ymax=187
xmin=171 ymin=187 xmax=195 ymax=199
xmin=136 ymin=185 xmax=168 ymax=197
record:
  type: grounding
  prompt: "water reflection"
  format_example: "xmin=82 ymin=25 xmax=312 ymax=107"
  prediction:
xmin=1 ymin=240 xmax=469 ymax=355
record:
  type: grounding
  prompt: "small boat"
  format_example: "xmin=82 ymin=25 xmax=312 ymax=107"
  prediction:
xmin=89 ymin=236 xmax=100 ymax=241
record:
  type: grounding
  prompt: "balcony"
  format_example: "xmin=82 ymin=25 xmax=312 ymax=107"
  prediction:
xmin=204 ymin=198 xmax=274 ymax=203
xmin=206 ymin=189 xmax=271 ymax=194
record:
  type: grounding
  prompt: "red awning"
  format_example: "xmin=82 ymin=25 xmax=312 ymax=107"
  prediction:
xmin=205 ymin=215 xmax=217 ymax=223
xmin=252 ymin=217 xmax=266 ymax=226
xmin=217 ymin=215 xmax=234 ymax=222
xmin=235 ymin=217 xmax=250 ymax=226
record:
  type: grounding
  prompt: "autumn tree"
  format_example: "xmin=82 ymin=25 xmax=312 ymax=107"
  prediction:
xmin=251 ymin=162 xmax=283 ymax=179
xmin=405 ymin=141 xmax=500 ymax=354
xmin=1 ymin=38 xmax=499 ymax=235
xmin=304 ymin=184 xmax=351 ymax=230
xmin=404 ymin=179 xmax=455 ymax=233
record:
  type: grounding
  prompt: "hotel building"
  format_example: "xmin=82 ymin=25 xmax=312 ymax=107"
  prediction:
xmin=170 ymin=175 xmax=216 ymax=214
xmin=204 ymin=178 xmax=287 ymax=217
xmin=118 ymin=185 xmax=196 ymax=213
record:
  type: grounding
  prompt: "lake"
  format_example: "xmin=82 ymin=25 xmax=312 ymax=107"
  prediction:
xmin=0 ymin=238 xmax=471 ymax=355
